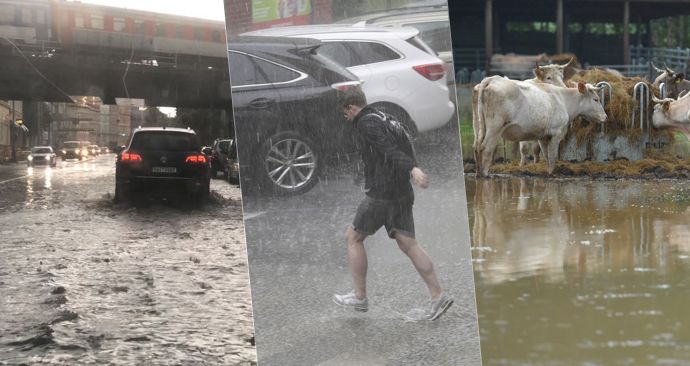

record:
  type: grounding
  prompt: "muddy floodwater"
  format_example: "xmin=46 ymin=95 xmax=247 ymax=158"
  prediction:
xmin=0 ymin=157 xmax=256 ymax=365
xmin=467 ymin=176 xmax=690 ymax=365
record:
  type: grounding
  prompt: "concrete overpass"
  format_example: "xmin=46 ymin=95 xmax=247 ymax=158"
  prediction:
xmin=0 ymin=39 xmax=231 ymax=109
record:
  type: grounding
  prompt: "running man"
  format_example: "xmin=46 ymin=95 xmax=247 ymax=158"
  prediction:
xmin=333 ymin=88 xmax=453 ymax=321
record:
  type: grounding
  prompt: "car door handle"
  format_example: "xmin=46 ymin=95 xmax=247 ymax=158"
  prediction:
xmin=249 ymin=98 xmax=272 ymax=109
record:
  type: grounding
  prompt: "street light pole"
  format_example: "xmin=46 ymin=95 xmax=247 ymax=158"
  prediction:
xmin=10 ymin=101 xmax=16 ymax=163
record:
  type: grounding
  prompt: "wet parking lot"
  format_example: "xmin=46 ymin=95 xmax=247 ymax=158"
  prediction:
xmin=468 ymin=176 xmax=690 ymax=366
xmin=0 ymin=156 xmax=256 ymax=365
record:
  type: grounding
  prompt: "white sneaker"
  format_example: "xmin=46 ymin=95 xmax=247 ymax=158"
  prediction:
xmin=333 ymin=291 xmax=368 ymax=312
xmin=426 ymin=292 xmax=453 ymax=320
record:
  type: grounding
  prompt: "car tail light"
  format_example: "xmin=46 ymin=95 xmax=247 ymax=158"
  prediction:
xmin=331 ymin=81 xmax=363 ymax=91
xmin=185 ymin=154 xmax=207 ymax=164
xmin=413 ymin=63 xmax=445 ymax=81
xmin=121 ymin=151 xmax=142 ymax=163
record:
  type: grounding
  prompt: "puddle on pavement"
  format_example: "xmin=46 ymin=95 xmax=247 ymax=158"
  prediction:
xmin=467 ymin=177 xmax=690 ymax=365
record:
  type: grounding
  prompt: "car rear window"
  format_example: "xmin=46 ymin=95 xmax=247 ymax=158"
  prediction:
xmin=229 ymin=51 xmax=300 ymax=86
xmin=219 ymin=140 xmax=230 ymax=152
xmin=405 ymin=22 xmax=451 ymax=53
xmin=32 ymin=148 xmax=52 ymax=154
xmin=406 ymin=35 xmax=437 ymax=56
xmin=130 ymin=131 xmax=200 ymax=151
xmin=64 ymin=142 xmax=79 ymax=148
xmin=318 ymin=41 xmax=401 ymax=67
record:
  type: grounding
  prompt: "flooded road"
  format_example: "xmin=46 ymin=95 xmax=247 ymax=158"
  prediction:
xmin=0 ymin=157 xmax=256 ymax=365
xmin=468 ymin=176 xmax=690 ymax=366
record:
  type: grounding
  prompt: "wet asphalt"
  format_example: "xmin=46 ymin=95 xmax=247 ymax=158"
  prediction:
xmin=0 ymin=156 xmax=256 ymax=365
xmin=240 ymin=122 xmax=483 ymax=365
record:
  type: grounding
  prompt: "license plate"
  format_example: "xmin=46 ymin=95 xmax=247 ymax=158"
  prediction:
xmin=152 ymin=166 xmax=177 ymax=173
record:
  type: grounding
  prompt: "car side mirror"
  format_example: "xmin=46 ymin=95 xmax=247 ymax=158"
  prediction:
xmin=114 ymin=145 xmax=125 ymax=154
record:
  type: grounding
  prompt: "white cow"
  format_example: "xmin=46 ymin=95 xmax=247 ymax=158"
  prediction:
xmin=472 ymin=60 xmax=574 ymax=166
xmin=475 ymin=80 xmax=607 ymax=177
xmin=652 ymin=94 xmax=690 ymax=140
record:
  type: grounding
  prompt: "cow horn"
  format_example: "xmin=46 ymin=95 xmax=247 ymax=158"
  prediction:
xmin=560 ymin=57 xmax=574 ymax=68
xmin=652 ymin=96 xmax=674 ymax=104
xmin=651 ymin=62 xmax=665 ymax=73
xmin=664 ymin=64 xmax=674 ymax=74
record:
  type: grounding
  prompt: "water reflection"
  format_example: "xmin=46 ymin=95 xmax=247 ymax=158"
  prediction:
xmin=468 ymin=177 xmax=690 ymax=365
xmin=44 ymin=167 xmax=52 ymax=189
xmin=25 ymin=167 xmax=35 ymax=206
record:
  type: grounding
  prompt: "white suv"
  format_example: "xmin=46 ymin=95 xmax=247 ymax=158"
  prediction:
xmin=242 ymin=25 xmax=455 ymax=134
xmin=336 ymin=4 xmax=453 ymax=77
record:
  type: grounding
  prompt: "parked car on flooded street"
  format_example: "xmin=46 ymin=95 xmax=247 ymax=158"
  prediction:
xmin=114 ymin=127 xmax=211 ymax=204
xmin=210 ymin=138 xmax=233 ymax=177
xmin=27 ymin=146 xmax=57 ymax=167
xmin=223 ymin=139 xmax=239 ymax=184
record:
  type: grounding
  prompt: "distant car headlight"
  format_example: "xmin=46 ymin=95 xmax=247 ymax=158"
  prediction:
xmin=45 ymin=155 xmax=50 ymax=160
xmin=75 ymin=149 xmax=80 ymax=154
xmin=27 ymin=155 xmax=33 ymax=161
xmin=61 ymin=150 xmax=66 ymax=154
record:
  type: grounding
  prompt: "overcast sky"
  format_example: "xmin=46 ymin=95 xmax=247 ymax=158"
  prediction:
xmin=73 ymin=0 xmax=226 ymax=21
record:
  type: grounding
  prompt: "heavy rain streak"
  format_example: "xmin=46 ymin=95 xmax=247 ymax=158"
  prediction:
xmin=468 ymin=177 xmax=690 ymax=365
xmin=225 ymin=0 xmax=482 ymax=363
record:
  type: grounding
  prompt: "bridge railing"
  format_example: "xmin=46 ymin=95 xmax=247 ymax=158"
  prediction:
xmin=6 ymin=39 xmax=227 ymax=72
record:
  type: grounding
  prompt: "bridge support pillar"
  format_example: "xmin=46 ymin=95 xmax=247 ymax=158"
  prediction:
xmin=556 ymin=0 xmax=564 ymax=54
xmin=623 ymin=1 xmax=631 ymax=64
xmin=485 ymin=0 xmax=493 ymax=71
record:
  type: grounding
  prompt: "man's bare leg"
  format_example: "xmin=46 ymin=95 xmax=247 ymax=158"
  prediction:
xmin=346 ymin=226 xmax=368 ymax=300
xmin=394 ymin=232 xmax=442 ymax=300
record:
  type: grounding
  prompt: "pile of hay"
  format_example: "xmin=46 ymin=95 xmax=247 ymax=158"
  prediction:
xmin=466 ymin=153 xmax=690 ymax=179
xmin=567 ymin=68 xmax=674 ymax=147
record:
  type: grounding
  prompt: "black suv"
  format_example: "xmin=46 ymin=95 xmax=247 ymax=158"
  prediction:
xmin=228 ymin=36 xmax=361 ymax=196
xmin=115 ymin=127 xmax=211 ymax=203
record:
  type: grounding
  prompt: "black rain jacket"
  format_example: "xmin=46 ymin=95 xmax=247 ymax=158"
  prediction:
xmin=353 ymin=106 xmax=416 ymax=200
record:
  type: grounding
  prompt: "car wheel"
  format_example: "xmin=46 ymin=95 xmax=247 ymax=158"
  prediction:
xmin=194 ymin=180 xmax=210 ymax=206
xmin=114 ymin=182 xmax=130 ymax=204
xmin=257 ymin=130 xmax=321 ymax=196
xmin=226 ymin=168 xmax=239 ymax=185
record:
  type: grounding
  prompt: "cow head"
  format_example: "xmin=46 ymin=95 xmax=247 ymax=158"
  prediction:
xmin=652 ymin=95 xmax=680 ymax=130
xmin=577 ymin=82 xmax=607 ymax=123
xmin=658 ymin=65 xmax=687 ymax=98
xmin=532 ymin=58 xmax=574 ymax=87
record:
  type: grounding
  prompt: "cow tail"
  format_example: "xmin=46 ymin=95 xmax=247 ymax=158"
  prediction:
xmin=476 ymin=79 xmax=488 ymax=152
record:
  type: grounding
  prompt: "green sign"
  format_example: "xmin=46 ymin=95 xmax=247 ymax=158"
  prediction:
xmin=252 ymin=0 xmax=311 ymax=23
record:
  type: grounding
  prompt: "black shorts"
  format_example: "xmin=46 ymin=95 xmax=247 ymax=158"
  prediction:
xmin=351 ymin=196 xmax=415 ymax=239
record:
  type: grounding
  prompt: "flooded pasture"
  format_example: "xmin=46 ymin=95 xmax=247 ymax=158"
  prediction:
xmin=468 ymin=176 xmax=690 ymax=365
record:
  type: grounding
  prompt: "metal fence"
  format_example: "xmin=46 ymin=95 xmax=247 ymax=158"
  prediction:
xmin=588 ymin=46 xmax=690 ymax=79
